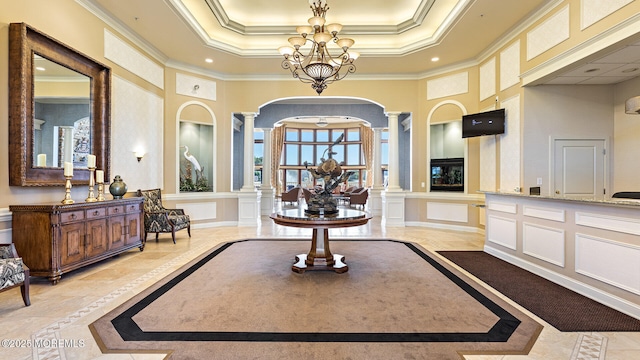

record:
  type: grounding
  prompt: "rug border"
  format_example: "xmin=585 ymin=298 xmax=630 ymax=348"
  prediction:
xmin=90 ymin=239 xmax=542 ymax=358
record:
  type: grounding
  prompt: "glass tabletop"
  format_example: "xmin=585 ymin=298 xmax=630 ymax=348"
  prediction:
xmin=272 ymin=208 xmax=369 ymax=221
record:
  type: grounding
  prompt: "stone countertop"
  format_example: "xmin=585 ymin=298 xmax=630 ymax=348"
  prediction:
xmin=481 ymin=191 xmax=640 ymax=208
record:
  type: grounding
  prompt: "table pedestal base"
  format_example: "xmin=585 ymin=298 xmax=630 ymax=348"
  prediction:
xmin=292 ymin=228 xmax=348 ymax=273
xmin=292 ymin=254 xmax=348 ymax=273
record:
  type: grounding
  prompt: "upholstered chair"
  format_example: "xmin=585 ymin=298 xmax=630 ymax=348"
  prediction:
xmin=348 ymin=188 xmax=369 ymax=209
xmin=136 ymin=189 xmax=191 ymax=244
xmin=281 ymin=185 xmax=301 ymax=205
xmin=302 ymin=188 xmax=314 ymax=203
xmin=0 ymin=244 xmax=30 ymax=306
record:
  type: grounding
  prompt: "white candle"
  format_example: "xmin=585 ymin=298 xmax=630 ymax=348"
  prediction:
xmin=64 ymin=162 xmax=73 ymax=177
xmin=96 ymin=170 xmax=104 ymax=183
xmin=37 ymin=154 xmax=46 ymax=167
xmin=87 ymin=154 xmax=96 ymax=168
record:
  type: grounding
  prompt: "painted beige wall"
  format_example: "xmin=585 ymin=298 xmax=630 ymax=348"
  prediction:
xmin=613 ymin=76 xmax=640 ymax=192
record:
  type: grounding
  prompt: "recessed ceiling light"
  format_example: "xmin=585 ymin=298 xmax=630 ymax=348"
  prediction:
xmin=205 ymin=58 xmax=213 ymax=63
xmin=622 ymin=67 xmax=639 ymax=73
xmin=584 ymin=68 xmax=600 ymax=73
xmin=431 ymin=57 xmax=439 ymax=62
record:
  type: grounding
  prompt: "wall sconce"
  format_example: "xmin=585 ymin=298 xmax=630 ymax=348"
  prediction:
xmin=625 ymin=96 xmax=640 ymax=114
xmin=134 ymin=151 xmax=145 ymax=162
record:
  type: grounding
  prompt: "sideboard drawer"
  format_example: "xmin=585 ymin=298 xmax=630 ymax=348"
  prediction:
xmin=61 ymin=211 xmax=85 ymax=223
xmin=109 ymin=205 xmax=125 ymax=215
xmin=87 ymin=208 xmax=106 ymax=219
xmin=125 ymin=204 xmax=140 ymax=213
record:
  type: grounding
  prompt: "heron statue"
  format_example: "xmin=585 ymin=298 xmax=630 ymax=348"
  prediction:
xmin=180 ymin=145 xmax=201 ymax=172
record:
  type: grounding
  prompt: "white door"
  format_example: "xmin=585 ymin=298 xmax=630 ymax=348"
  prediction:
xmin=553 ymin=139 xmax=605 ymax=200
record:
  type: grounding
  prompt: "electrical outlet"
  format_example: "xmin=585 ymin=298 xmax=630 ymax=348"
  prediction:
xmin=537 ymin=177 xmax=542 ymax=185
xmin=421 ymin=182 xmax=425 ymax=188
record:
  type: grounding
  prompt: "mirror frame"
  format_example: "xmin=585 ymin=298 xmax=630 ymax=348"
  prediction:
xmin=8 ymin=23 xmax=110 ymax=186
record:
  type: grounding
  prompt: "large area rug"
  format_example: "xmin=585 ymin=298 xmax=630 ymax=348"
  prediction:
xmin=90 ymin=239 xmax=542 ymax=359
xmin=438 ymin=251 xmax=640 ymax=332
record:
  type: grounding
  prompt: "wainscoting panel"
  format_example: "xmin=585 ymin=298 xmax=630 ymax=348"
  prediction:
xmin=487 ymin=201 xmax=517 ymax=214
xmin=177 ymin=202 xmax=217 ymax=221
xmin=575 ymin=212 xmax=640 ymax=236
xmin=523 ymin=205 xmax=565 ymax=222
xmin=479 ymin=57 xmax=496 ymax=101
xmin=426 ymin=202 xmax=468 ymax=223
xmin=487 ymin=215 xmax=517 ymax=250
xmin=575 ymin=233 xmax=640 ymax=295
xmin=523 ymin=222 xmax=565 ymax=267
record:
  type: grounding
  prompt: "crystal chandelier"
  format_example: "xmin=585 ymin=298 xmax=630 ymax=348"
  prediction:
xmin=278 ymin=0 xmax=359 ymax=95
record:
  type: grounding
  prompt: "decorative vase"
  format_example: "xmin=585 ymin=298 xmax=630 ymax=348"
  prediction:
xmin=109 ymin=175 xmax=127 ymax=199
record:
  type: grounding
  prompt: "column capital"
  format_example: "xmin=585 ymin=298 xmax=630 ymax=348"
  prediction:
xmin=385 ymin=111 xmax=402 ymax=117
xmin=241 ymin=112 xmax=257 ymax=119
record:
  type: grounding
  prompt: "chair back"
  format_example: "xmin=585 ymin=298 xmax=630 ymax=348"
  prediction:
xmin=137 ymin=189 xmax=165 ymax=213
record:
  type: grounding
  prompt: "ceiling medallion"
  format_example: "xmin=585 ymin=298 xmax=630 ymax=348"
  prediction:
xmin=278 ymin=0 xmax=358 ymax=95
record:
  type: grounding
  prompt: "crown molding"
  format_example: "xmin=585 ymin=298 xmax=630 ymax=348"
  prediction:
xmin=76 ymin=0 xmax=169 ymax=64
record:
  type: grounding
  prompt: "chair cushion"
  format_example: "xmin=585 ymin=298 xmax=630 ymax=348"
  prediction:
xmin=169 ymin=214 xmax=190 ymax=231
xmin=0 ymin=258 xmax=25 ymax=288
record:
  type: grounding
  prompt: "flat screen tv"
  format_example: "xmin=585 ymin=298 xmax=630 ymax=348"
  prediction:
xmin=462 ymin=109 xmax=505 ymax=138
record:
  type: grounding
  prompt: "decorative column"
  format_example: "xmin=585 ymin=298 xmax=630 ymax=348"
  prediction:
xmin=238 ymin=112 xmax=261 ymax=226
xmin=241 ymin=112 xmax=256 ymax=192
xmin=369 ymin=128 xmax=384 ymax=216
xmin=260 ymin=128 xmax=275 ymax=214
xmin=382 ymin=111 xmax=405 ymax=226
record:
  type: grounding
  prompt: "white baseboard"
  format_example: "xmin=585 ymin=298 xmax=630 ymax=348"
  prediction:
xmin=405 ymin=221 xmax=484 ymax=234
xmin=484 ymin=245 xmax=640 ymax=320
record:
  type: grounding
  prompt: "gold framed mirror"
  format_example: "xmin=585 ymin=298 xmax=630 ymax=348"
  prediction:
xmin=8 ymin=23 xmax=110 ymax=186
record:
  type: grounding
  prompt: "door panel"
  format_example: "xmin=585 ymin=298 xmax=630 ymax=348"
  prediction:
xmin=553 ymin=139 xmax=605 ymax=200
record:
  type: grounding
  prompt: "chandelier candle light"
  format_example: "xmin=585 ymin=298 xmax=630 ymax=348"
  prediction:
xmin=279 ymin=0 xmax=358 ymax=95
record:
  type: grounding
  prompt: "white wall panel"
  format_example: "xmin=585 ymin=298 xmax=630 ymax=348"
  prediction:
xmin=0 ymin=229 xmax=11 ymax=245
xmin=527 ymin=5 xmax=570 ymax=60
xmin=176 ymin=73 xmax=216 ymax=101
xmin=177 ymin=202 xmax=216 ymax=221
xmin=111 ymin=76 xmax=164 ymax=191
xmin=427 ymin=72 xmax=468 ymax=100
xmin=576 ymin=233 xmax=640 ymax=295
xmin=479 ymin=58 xmax=496 ymax=101
xmin=104 ymin=30 xmax=164 ymax=89
xmin=523 ymin=222 xmax=565 ymax=267
xmin=576 ymin=212 xmax=640 ymax=236
xmin=426 ymin=202 xmax=468 ymax=223
xmin=582 ymin=0 xmax=632 ymax=30
xmin=500 ymin=95 xmax=521 ymax=192
xmin=487 ymin=215 xmax=517 ymax=250
xmin=479 ymin=135 xmax=497 ymax=191
xmin=487 ymin=201 xmax=517 ymax=214
xmin=500 ymin=41 xmax=520 ymax=91
xmin=523 ymin=205 xmax=565 ymax=222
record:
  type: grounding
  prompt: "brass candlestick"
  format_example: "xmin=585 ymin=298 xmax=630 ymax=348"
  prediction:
xmin=86 ymin=167 xmax=97 ymax=202
xmin=62 ymin=175 xmax=74 ymax=204
xmin=97 ymin=182 xmax=105 ymax=201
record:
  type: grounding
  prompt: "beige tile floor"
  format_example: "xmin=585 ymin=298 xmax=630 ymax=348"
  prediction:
xmin=1 ymin=201 xmax=639 ymax=359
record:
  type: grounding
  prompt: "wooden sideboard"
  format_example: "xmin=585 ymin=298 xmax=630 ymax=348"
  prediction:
xmin=10 ymin=198 xmax=145 ymax=284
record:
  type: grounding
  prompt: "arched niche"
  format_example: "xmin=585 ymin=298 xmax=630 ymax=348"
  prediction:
xmin=176 ymin=101 xmax=217 ymax=193
xmin=427 ymin=101 xmax=468 ymax=193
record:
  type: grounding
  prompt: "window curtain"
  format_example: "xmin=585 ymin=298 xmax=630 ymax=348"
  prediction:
xmin=271 ymin=125 xmax=285 ymax=196
xmin=361 ymin=125 xmax=374 ymax=188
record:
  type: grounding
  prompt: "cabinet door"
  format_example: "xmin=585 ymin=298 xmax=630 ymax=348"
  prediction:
xmin=109 ymin=215 xmax=126 ymax=250
xmin=86 ymin=218 xmax=109 ymax=257
xmin=60 ymin=222 xmax=86 ymax=266
xmin=125 ymin=213 xmax=141 ymax=245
